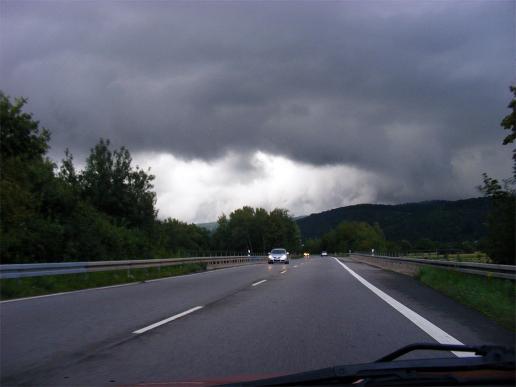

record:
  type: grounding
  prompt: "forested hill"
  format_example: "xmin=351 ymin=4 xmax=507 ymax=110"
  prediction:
xmin=296 ymin=197 xmax=490 ymax=243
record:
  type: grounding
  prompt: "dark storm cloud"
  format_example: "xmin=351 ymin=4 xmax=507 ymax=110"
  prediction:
xmin=1 ymin=0 xmax=514 ymax=205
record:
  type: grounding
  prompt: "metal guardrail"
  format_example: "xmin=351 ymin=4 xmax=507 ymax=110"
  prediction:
xmin=0 ymin=256 xmax=266 ymax=279
xmin=349 ymin=253 xmax=516 ymax=280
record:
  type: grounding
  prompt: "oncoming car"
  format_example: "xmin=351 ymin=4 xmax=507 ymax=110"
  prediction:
xmin=321 ymin=251 xmax=328 ymax=256
xmin=268 ymin=248 xmax=289 ymax=264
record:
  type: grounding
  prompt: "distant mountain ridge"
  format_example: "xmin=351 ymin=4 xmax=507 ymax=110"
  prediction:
xmin=296 ymin=197 xmax=490 ymax=243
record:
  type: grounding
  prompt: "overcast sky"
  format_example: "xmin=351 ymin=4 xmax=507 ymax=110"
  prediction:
xmin=1 ymin=0 xmax=514 ymax=222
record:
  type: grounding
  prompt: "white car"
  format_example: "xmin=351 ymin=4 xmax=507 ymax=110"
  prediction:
xmin=321 ymin=251 xmax=328 ymax=256
xmin=268 ymin=248 xmax=289 ymax=264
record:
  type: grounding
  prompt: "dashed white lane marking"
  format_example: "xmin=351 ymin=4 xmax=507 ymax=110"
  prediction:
xmin=333 ymin=257 xmax=473 ymax=358
xmin=280 ymin=270 xmax=287 ymax=274
xmin=294 ymin=265 xmax=299 ymax=268
xmin=252 ymin=279 xmax=267 ymax=286
xmin=133 ymin=306 xmax=203 ymax=334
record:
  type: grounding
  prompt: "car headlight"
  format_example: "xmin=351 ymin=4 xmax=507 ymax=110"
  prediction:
xmin=268 ymin=254 xmax=272 ymax=259
xmin=281 ymin=254 xmax=286 ymax=259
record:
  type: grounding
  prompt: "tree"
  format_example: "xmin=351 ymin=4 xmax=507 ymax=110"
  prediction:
xmin=59 ymin=149 xmax=79 ymax=190
xmin=253 ymin=207 xmax=269 ymax=252
xmin=304 ymin=238 xmax=322 ymax=253
xmin=228 ymin=206 xmax=257 ymax=251
xmin=155 ymin=218 xmax=210 ymax=257
xmin=414 ymin=238 xmax=437 ymax=251
xmin=265 ymin=209 xmax=301 ymax=252
xmin=0 ymin=92 xmax=217 ymax=263
xmin=398 ymin=239 xmax=413 ymax=253
xmin=81 ymin=139 xmax=157 ymax=229
xmin=0 ymin=93 xmax=64 ymax=262
xmin=479 ymin=174 xmax=515 ymax=264
xmin=0 ymin=92 xmax=50 ymax=165
xmin=211 ymin=206 xmax=301 ymax=253
xmin=478 ymin=85 xmax=516 ymax=264
xmin=212 ymin=214 xmax=231 ymax=251
xmin=501 ymin=85 xmax=516 ymax=178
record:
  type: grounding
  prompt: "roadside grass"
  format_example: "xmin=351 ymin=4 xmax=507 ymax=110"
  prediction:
xmin=0 ymin=263 xmax=206 ymax=301
xmin=417 ymin=267 xmax=515 ymax=331
xmin=407 ymin=251 xmax=492 ymax=263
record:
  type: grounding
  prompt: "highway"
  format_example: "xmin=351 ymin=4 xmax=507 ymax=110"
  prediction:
xmin=0 ymin=256 xmax=513 ymax=385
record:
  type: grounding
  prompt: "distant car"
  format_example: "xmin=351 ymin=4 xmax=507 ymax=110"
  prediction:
xmin=268 ymin=248 xmax=289 ymax=264
xmin=321 ymin=251 xmax=328 ymax=256
xmin=303 ymin=252 xmax=310 ymax=257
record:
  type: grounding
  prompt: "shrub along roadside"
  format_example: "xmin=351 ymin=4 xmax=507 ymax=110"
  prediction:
xmin=417 ymin=267 xmax=515 ymax=331
xmin=0 ymin=263 xmax=206 ymax=300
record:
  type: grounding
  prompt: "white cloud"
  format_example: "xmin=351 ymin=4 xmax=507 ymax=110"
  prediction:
xmin=133 ymin=151 xmax=380 ymax=223
xmin=131 ymin=146 xmax=510 ymax=223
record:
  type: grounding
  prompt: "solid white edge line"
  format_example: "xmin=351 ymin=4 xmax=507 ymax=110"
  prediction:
xmin=332 ymin=257 xmax=474 ymax=358
xmin=0 ymin=282 xmax=140 ymax=303
xmin=133 ymin=306 xmax=203 ymax=334
xmin=252 ymin=279 xmax=267 ymax=286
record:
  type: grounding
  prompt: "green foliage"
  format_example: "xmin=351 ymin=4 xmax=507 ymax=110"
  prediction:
xmin=321 ymin=221 xmax=387 ymax=252
xmin=460 ymin=241 xmax=476 ymax=253
xmin=154 ymin=218 xmax=211 ymax=257
xmin=227 ymin=206 xmax=261 ymax=251
xmin=211 ymin=214 xmax=231 ymax=251
xmin=478 ymin=174 xmax=515 ymax=264
xmin=265 ymin=208 xmax=301 ymax=252
xmin=0 ymin=93 xmax=63 ymax=262
xmin=413 ymin=238 xmax=437 ymax=251
xmin=81 ymin=139 xmax=157 ymax=229
xmin=0 ymin=92 xmax=160 ymax=263
xmin=418 ymin=267 xmax=515 ymax=331
xmin=0 ymin=93 xmax=213 ymax=263
xmin=303 ymin=238 xmax=321 ymax=253
xmin=0 ymin=92 xmax=50 ymax=164
xmin=398 ymin=239 xmax=413 ymax=253
xmin=212 ymin=206 xmax=301 ymax=253
xmin=500 ymin=85 xmax=515 ymax=178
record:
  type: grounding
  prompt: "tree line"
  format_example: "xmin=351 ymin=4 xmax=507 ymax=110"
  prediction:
xmin=303 ymin=220 xmax=484 ymax=256
xmin=0 ymin=93 xmax=300 ymax=263
xmin=212 ymin=207 xmax=301 ymax=253
xmin=303 ymin=221 xmax=387 ymax=253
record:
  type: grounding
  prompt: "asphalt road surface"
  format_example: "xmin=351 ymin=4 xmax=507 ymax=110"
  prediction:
xmin=1 ymin=256 xmax=513 ymax=385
